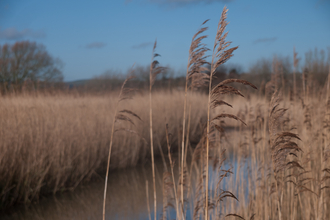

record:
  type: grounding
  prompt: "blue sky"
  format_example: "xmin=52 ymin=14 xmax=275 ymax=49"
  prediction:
xmin=0 ymin=0 xmax=329 ymax=81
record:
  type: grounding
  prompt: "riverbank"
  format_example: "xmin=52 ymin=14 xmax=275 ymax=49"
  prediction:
xmin=0 ymin=91 xmax=207 ymax=210
xmin=1 ymin=89 xmax=330 ymax=219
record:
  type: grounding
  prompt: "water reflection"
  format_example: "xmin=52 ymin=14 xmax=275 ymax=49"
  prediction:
xmin=2 ymin=160 xmax=168 ymax=220
xmin=2 ymin=156 xmax=248 ymax=220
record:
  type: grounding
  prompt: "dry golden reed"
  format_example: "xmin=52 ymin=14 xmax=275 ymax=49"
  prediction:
xmin=0 ymin=91 xmax=207 ymax=209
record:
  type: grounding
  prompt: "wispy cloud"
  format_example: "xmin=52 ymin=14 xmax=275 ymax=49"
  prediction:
xmin=315 ymin=0 xmax=330 ymax=9
xmin=127 ymin=0 xmax=233 ymax=8
xmin=253 ymin=37 xmax=278 ymax=44
xmin=131 ymin=42 xmax=153 ymax=49
xmin=0 ymin=28 xmax=46 ymax=40
xmin=85 ymin=42 xmax=107 ymax=49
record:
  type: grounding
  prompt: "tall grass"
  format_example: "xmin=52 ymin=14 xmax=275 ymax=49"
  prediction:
xmin=149 ymin=40 xmax=166 ymax=220
xmin=2 ymin=77 xmax=330 ymax=219
xmin=0 ymin=91 xmax=206 ymax=210
xmin=102 ymin=74 xmax=141 ymax=220
xmin=180 ymin=19 xmax=210 ymax=220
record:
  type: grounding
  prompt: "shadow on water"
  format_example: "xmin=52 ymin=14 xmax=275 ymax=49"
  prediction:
xmin=2 ymin=154 xmax=251 ymax=220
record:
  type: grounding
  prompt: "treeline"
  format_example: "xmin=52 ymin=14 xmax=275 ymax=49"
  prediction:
xmin=240 ymin=48 xmax=330 ymax=96
xmin=74 ymin=47 xmax=330 ymax=96
xmin=1 ymin=40 xmax=329 ymax=95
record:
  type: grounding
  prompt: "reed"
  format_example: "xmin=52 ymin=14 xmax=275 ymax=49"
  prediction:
xmin=204 ymin=6 xmax=256 ymax=219
xmin=3 ymin=81 xmax=330 ymax=219
xmin=0 ymin=91 xmax=207 ymax=210
xmin=180 ymin=19 xmax=210 ymax=219
xmin=158 ymin=7 xmax=256 ymax=220
xmin=149 ymin=40 xmax=166 ymax=220
xmin=102 ymin=74 xmax=141 ymax=220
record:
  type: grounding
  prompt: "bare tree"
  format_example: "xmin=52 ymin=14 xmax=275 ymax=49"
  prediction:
xmin=0 ymin=41 xmax=63 ymax=91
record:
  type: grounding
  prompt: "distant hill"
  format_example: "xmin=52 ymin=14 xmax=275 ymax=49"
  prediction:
xmin=65 ymin=79 xmax=92 ymax=88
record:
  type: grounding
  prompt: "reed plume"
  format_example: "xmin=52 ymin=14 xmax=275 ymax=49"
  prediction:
xmin=269 ymin=91 xmax=303 ymax=174
xmin=103 ymin=73 xmax=141 ymax=220
xmin=204 ymin=6 xmax=257 ymax=219
xmin=268 ymin=90 xmax=304 ymax=220
xmin=180 ymin=19 xmax=210 ymax=219
xmin=149 ymin=40 xmax=166 ymax=220
xmin=293 ymin=47 xmax=300 ymax=102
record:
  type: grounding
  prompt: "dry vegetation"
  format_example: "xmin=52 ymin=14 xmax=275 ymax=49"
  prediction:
xmin=1 ymin=6 xmax=330 ymax=220
xmin=0 ymin=91 xmax=206 ymax=210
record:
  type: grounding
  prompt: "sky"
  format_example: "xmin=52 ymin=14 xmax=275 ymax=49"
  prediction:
xmin=0 ymin=0 xmax=329 ymax=81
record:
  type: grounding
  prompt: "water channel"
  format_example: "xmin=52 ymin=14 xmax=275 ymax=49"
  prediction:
xmin=2 ymin=153 xmax=250 ymax=220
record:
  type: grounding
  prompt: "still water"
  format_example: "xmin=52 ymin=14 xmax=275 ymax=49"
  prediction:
xmin=2 ymin=155 xmax=249 ymax=220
